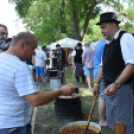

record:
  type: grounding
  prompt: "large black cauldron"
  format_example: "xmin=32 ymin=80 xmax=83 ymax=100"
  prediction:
xmin=55 ymin=94 xmax=82 ymax=122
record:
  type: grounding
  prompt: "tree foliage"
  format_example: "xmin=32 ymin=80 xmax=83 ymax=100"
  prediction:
xmin=119 ymin=6 xmax=134 ymax=33
xmin=9 ymin=0 xmax=134 ymax=44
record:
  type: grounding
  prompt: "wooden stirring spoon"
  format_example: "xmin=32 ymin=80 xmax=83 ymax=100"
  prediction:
xmin=113 ymin=121 xmax=126 ymax=134
xmin=83 ymin=95 xmax=98 ymax=134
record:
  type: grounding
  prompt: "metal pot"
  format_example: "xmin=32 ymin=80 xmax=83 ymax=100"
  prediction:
xmin=50 ymin=77 xmax=62 ymax=90
xmin=59 ymin=121 xmax=101 ymax=134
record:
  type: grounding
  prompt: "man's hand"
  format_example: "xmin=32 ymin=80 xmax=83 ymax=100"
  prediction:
xmin=104 ymin=83 xmax=118 ymax=96
xmin=93 ymin=86 xmax=100 ymax=99
xmin=60 ymin=84 xmax=76 ymax=96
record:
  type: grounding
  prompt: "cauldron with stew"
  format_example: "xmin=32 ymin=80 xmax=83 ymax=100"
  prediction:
xmin=59 ymin=121 xmax=101 ymax=134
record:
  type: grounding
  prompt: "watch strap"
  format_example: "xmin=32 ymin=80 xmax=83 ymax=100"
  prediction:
xmin=114 ymin=82 xmax=121 ymax=89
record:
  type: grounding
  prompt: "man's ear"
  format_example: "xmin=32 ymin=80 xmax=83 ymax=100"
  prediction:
xmin=112 ymin=22 xmax=116 ymax=29
xmin=20 ymin=42 xmax=25 ymax=51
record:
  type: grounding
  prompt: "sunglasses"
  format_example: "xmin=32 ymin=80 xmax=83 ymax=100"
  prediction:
xmin=0 ymin=32 xmax=8 ymax=36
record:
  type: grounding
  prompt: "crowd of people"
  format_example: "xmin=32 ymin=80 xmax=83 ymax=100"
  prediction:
xmin=0 ymin=11 xmax=134 ymax=134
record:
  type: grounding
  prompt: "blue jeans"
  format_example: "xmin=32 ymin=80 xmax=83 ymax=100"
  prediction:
xmin=0 ymin=124 xmax=31 ymax=134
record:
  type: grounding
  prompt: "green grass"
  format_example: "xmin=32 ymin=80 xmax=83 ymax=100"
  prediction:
xmin=36 ymin=68 xmax=115 ymax=134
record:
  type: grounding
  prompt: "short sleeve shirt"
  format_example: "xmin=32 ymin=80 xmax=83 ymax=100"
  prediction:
xmin=0 ymin=53 xmax=38 ymax=128
xmin=82 ymin=47 xmax=94 ymax=68
xmin=34 ymin=49 xmax=47 ymax=67
xmin=71 ymin=50 xmax=76 ymax=56
xmin=94 ymin=39 xmax=105 ymax=77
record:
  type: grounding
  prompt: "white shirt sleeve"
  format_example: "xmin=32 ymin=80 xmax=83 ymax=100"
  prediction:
xmin=100 ymin=58 xmax=102 ymax=66
xmin=120 ymin=33 xmax=134 ymax=65
xmin=71 ymin=50 xmax=76 ymax=56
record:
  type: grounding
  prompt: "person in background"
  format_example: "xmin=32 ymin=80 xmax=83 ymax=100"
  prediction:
xmin=56 ymin=44 xmax=65 ymax=71
xmin=94 ymin=38 xmax=107 ymax=126
xmin=68 ymin=48 xmax=73 ymax=69
xmin=26 ymin=57 xmax=36 ymax=82
xmin=0 ymin=32 xmax=76 ymax=134
xmin=50 ymin=48 xmax=58 ymax=69
xmin=45 ymin=48 xmax=50 ymax=69
xmin=0 ymin=24 xmax=8 ymax=41
xmin=34 ymin=46 xmax=47 ymax=83
xmin=26 ymin=58 xmax=33 ymax=70
xmin=71 ymin=43 xmax=85 ymax=84
xmin=0 ymin=24 xmax=8 ymax=52
xmin=32 ymin=55 xmax=36 ymax=82
xmin=93 ymin=12 xmax=134 ymax=133
xmin=0 ymin=38 xmax=12 ymax=53
xmin=82 ymin=42 xmax=94 ymax=89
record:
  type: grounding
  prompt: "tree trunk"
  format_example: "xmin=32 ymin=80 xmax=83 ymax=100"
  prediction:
xmin=72 ymin=11 xmax=82 ymax=41
xmin=61 ymin=0 xmax=66 ymax=33
xmin=80 ymin=0 xmax=97 ymax=40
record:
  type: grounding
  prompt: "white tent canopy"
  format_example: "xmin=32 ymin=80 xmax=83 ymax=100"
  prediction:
xmin=51 ymin=38 xmax=84 ymax=49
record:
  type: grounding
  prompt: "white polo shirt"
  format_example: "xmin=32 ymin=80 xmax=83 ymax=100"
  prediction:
xmin=0 ymin=53 xmax=38 ymax=128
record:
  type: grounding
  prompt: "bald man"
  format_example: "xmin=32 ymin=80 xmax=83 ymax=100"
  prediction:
xmin=0 ymin=32 xmax=76 ymax=134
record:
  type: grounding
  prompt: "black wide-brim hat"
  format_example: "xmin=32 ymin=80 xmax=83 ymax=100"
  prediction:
xmin=96 ymin=12 xmax=121 ymax=25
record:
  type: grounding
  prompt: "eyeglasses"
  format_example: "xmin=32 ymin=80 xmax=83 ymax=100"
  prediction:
xmin=0 ymin=32 xmax=8 ymax=36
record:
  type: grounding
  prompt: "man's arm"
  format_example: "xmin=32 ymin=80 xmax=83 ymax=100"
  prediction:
xmin=71 ymin=56 xmax=75 ymax=65
xmin=51 ymin=56 xmax=58 ymax=59
xmin=71 ymin=56 xmax=76 ymax=70
xmin=116 ymin=64 xmax=134 ymax=85
xmin=94 ymin=66 xmax=103 ymax=84
xmin=25 ymin=84 xmax=76 ymax=107
xmin=58 ymin=50 xmax=63 ymax=61
xmin=104 ymin=64 xmax=134 ymax=96
xmin=44 ymin=52 xmax=47 ymax=69
xmin=32 ymin=56 xmax=35 ymax=64
xmin=93 ymin=66 xmax=103 ymax=99
xmin=82 ymin=57 xmax=85 ymax=65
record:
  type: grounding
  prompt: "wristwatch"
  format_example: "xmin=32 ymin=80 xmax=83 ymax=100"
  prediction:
xmin=114 ymin=82 xmax=121 ymax=89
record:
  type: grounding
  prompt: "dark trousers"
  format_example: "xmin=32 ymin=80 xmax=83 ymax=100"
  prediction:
xmin=0 ymin=124 xmax=31 ymax=134
xmin=76 ymin=75 xmax=85 ymax=83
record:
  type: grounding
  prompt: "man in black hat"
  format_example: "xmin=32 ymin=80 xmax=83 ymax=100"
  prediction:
xmin=93 ymin=12 xmax=134 ymax=133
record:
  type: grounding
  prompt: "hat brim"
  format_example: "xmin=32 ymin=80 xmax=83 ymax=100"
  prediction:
xmin=51 ymin=48 xmax=56 ymax=50
xmin=95 ymin=20 xmax=121 ymax=25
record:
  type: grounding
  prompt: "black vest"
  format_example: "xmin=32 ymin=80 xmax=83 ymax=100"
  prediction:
xmin=102 ymin=31 xmax=134 ymax=87
xmin=75 ymin=49 xmax=83 ymax=64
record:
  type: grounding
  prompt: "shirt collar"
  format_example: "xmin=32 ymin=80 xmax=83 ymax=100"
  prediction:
xmin=106 ymin=29 xmax=122 ymax=44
